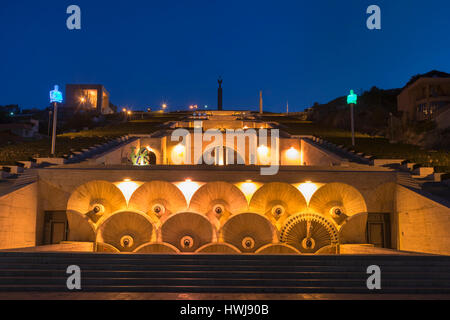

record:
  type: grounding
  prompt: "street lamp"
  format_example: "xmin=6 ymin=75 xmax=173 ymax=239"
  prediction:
xmin=49 ymin=85 xmax=63 ymax=155
xmin=346 ymin=89 xmax=357 ymax=147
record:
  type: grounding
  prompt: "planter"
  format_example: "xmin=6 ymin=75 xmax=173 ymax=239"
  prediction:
xmin=371 ymin=159 xmax=405 ymax=167
xmin=413 ymin=167 xmax=434 ymax=178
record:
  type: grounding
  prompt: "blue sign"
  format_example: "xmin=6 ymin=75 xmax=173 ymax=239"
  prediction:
xmin=50 ymin=85 xmax=63 ymax=103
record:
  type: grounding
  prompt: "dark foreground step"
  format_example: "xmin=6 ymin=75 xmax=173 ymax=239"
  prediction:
xmin=1 ymin=284 xmax=450 ymax=294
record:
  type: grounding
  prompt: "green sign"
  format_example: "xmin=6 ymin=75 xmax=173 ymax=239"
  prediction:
xmin=347 ymin=90 xmax=357 ymax=105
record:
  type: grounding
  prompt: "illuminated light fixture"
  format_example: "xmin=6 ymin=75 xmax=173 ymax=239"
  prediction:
xmin=237 ymin=180 xmax=259 ymax=202
xmin=80 ymin=97 xmax=86 ymax=103
xmin=297 ymin=181 xmax=318 ymax=204
xmin=286 ymin=147 xmax=300 ymax=160
xmin=204 ymin=105 xmax=208 ymax=109
xmin=122 ymin=108 xmax=127 ymax=112
xmin=173 ymin=144 xmax=185 ymax=155
xmin=127 ymin=111 xmax=132 ymax=115
xmin=115 ymin=179 xmax=140 ymax=204
xmin=49 ymin=85 xmax=63 ymax=103
xmin=175 ymin=178 xmax=201 ymax=203
xmin=347 ymin=90 xmax=358 ymax=105
xmin=189 ymin=105 xmax=194 ymax=110
xmin=257 ymin=145 xmax=269 ymax=157
xmin=243 ymin=125 xmax=249 ymax=129
xmin=162 ymin=103 xmax=167 ymax=109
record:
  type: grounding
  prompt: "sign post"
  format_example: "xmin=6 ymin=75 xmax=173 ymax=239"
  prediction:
xmin=346 ymin=90 xmax=357 ymax=147
xmin=49 ymin=85 xmax=63 ymax=156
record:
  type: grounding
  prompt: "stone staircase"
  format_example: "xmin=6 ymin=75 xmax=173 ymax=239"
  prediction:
xmin=0 ymin=252 xmax=449 ymax=294
xmin=397 ymin=172 xmax=421 ymax=189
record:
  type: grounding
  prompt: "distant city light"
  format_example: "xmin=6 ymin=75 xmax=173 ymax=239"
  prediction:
xmin=204 ymin=105 xmax=208 ymax=109
xmin=162 ymin=103 xmax=167 ymax=109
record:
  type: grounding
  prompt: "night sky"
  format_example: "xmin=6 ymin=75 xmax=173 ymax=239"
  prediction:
xmin=1 ymin=0 xmax=450 ymax=112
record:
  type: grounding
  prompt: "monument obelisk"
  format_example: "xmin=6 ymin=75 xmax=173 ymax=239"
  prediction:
xmin=218 ymin=78 xmax=223 ymax=111
xmin=259 ymin=91 xmax=263 ymax=114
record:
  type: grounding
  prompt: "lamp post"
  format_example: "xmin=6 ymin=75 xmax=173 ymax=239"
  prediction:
xmin=346 ymin=89 xmax=357 ymax=147
xmin=49 ymin=85 xmax=63 ymax=155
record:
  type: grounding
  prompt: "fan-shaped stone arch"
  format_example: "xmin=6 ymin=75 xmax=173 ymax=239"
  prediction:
xmin=255 ymin=243 xmax=301 ymax=255
xmin=133 ymin=242 xmax=180 ymax=254
xmin=280 ymin=213 xmax=339 ymax=254
xmin=195 ymin=243 xmax=241 ymax=254
xmin=220 ymin=212 xmax=276 ymax=253
xmin=66 ymin=211 xmax=96 ymax=242
xmin=96 ymin=211 xmax=156 ymax=252
xmin=128 ymin=181 xmax=188 ymax=226
xmin=189 ymin=181 xmax=248 ymax=229
xmin=160 ymin=212 xmax=215 ymax=252
xmin=249 ymin=182 xmax=307 ymax=230
xmin=67 ymin=180 xmax=127 ymax=225
xmin=308 ymin=182 xmax=367 ymax=226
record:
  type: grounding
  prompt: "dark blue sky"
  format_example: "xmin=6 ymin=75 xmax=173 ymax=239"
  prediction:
xmin=1 ymin=0 xmax=449 ymax=112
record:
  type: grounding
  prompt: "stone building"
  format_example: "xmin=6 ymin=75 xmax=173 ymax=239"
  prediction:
xmin=65 ymin=84 xmax=113 ymax=115
xmin=0 ymin=111 xmax=449 ymax=256
xmin=397 ymin=70 xmax=450 ymax=129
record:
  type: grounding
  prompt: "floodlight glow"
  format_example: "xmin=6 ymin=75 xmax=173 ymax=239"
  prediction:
xmin=347 ymin=90 xmax=357 ymax=105
xmin=173 ymin=144 xmax=185 ymax=155
xmin=236 ymin=180 xmax=260 ymax=202
xmin=49 ymin=85 xmax=63 ymax=103
xmin=286 ymin=147 xmax=300 ymax=160
xmin=115 ymin=179 xmax=141 ymax=203
xmin=296 ymin=181 xmax=319 ymax=204
xmin=257 ymin=145 xmax=269 ymax=156
xmin=175 ymin=179 xmax=202 ymax=203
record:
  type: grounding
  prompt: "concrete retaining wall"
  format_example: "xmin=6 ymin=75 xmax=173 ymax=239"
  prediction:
xmin=0 ymin=183 xmax=38 ymax=249
xmin=397 ymin=185 xmax=450 ymax=255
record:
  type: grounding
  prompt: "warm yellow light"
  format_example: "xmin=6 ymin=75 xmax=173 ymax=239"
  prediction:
xmin=122 ymin=108 xmax=127 ymax=112
xmin=297 ymin=181 xmax=318 ymax=204
xmin=236 ymin=180 xmax=260 ymax=202
xmin=127 ymin=111 xmax=132 ymax=115
xmin=174 ymin=144 xmax=185 ymax=155
xmin=80 ymin=97 xmax=86 ymax=103
xmin=115 ymin=179 xmax=141 ymax=204
xmin=175 ymin=179 xmax=202 ymax=204
xmin=257 ymin=145 xmax=269 ymax=156
xmin=286 ymin=147 xmax=300 ymax=160
xmin=243 ymin=125 xmax=249 ymax=129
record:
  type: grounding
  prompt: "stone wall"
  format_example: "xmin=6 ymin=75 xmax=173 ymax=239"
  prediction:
xmin=301 ymin=139 xmax=343 ymax=166
xmin=0 ymin=183 xmax=38 ymax=249
xmin=88 ymin=139 xmax=140 ymax=165
xmin=397 ymin=185 xmax=450 ymax=255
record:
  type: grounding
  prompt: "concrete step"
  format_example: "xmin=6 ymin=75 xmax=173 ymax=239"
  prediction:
xmin=0 ymin=252 xmax=449 ymax=294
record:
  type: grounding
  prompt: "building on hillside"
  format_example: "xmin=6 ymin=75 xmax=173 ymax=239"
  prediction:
xmin=397 ymin=70 xmax=450 ymax=128
xmin=65 ymin=84 xmax=114 ymax=115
